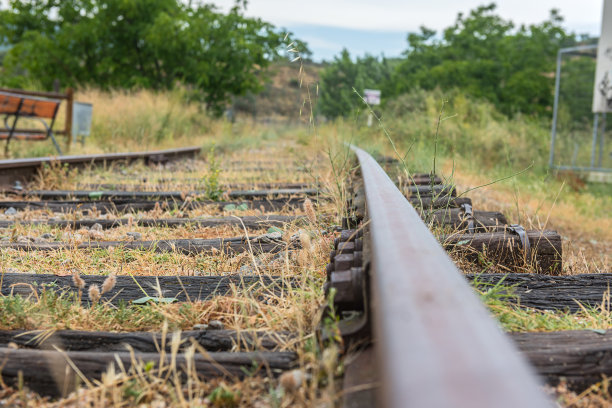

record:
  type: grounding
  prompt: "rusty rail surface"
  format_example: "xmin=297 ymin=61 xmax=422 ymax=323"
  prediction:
xmin=0 ymin=146 xmax=201 ymax=188
xmin=351 ymin=146 xmax=552 ymax=407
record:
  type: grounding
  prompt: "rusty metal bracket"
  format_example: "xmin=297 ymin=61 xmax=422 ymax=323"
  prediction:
xmin=331 ymin=267 xmax=365 ymax=310
xmin=460 ymin=202 xmax=475 ymax=234
xmin=320 ymin=264 xmax=371 ymax=348
xmin=507 ymin=224 xmax=531 ymax=262
xmin=321 ymin=227 xmax=370 ymax=347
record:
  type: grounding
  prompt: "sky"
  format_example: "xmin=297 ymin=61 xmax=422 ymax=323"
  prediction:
xmin=211 ymin=0 xmax=605 ymax=61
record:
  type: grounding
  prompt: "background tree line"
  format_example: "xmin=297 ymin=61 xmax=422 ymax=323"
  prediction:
xmin=0 ymin=0 xmax=309 ymax=115
xmin=318 ymin=4 xmax=598 ymax=124
xmin=0 ymin=1 xmax=598 ymax=123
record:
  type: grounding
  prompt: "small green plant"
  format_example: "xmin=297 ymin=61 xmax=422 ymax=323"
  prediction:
xmin=203 ymin=145 xmax=223 ymax=201
xmin=36 ymin=161 xmax=78 ymax=190
xmin=122 ymin=379 xmax=144 ymax=400
xmin=223 ymin=203 xmax=248 ymax=212
xmin=208 ymin=384 xmax=239 ymax=407
xmin=321 ymin=287 xmax=343 ymax=345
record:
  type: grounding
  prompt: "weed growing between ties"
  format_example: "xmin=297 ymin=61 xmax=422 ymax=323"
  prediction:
xmin=34 ymin=161 xmax=80 ymax=190
xmin=202 ymin=145 xmax=223 ymax=201
xmin=473 ymin=279 xmax=612 ymax=332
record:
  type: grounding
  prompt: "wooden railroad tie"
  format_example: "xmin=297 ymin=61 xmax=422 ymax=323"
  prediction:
xmin=401 ymin=184 xmax=456 ymax=197
xmin=0 ymin=273 xmax=296 ymax=305
xmin=22 ymin=188 xmax=322 ymax=201
xmin=345 ymin=330 xmax=612 ymax=399
xmin=0 ymin=215 xmax=302 ymax=230
xmin=0 ymin=236 xmax=293 ymax=255
xmin=443 ymin=230 xmax=562 ymax=274
xmin=0 ymin=329 xmax=292 ymax=352
xmin=0 ymin=348 xmax=296 ymax=397
xmin=421 ymin=207 xmax=508 ymax=232
xmin=510 ymin=330 xmax=612 ymax=392
xmin=0 ymin=197 xmax=308 ymax=214
xmin=466 ymin=273 xmax=612 ymax=312
xmin=409 ymin=195 xmax=472 ymax=209
xmin=72 ymin=182 xmax=317 ymax=191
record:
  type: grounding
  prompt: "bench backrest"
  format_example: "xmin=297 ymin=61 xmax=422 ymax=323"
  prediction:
xmin=0 ymin=92 xmax=61 ymax=119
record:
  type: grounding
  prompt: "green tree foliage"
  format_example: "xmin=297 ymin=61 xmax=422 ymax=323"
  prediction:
xmin=390 ymin=4 xmax=577 ymax=116
xmin=0 ymin=0 xmax=303 ymax=115
xmin=558 ymin=57 xmax=597 ymax=127
xmin=318 ymin=49 xmax=395 ymax=118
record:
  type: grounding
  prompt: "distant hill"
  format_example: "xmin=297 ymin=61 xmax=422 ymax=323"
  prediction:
xmin=231 ymin=61 xmax=324 ymax=121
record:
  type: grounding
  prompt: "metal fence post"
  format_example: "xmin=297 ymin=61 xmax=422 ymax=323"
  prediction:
xmin=65 ymin=88 xmax=74 ymax=154
xmin=549 ymin=50 xmax=562 ymax=169
xmin=591 ymin=113 xmax=600 ymax=168
xmin=599 ymin=112 xmax=606 ymax=168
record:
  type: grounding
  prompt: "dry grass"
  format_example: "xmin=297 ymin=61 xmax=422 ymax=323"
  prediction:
xmin=444 ymin=162 xmax=611 ymax=275
xmin=1 ymin=223 xmax=271 ymax=242
xmin=0 ymin=270 xmax=325 ymax=335
xmin=0 ymin=203 xmax=307 ymax=222
xmin=6 ymin=83 xmax=609 ymax=405
xmin=0 ymin=117 xmax=350 ymax=406
xmin=546 ymin=380 xmax=612 ymax=408
xmin=0 ymin=344 xmax=338 ymax=408
xmin=0 ymin=226 xmax=333 ymax=278
xmin=0 ymin=217 xmax=338 ymax=406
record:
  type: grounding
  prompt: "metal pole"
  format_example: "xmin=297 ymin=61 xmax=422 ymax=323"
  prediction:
xmin=599 ymin=112 xmax=606 ymax=168
xmin=591 ymin=113 xmax=600 ymax=168
xmin=549 ymin=50 xmax=563 ymax=168
xmin=65 ymin=88 xmax=73 ymax=153
xmin=571 ymin=143 xmax=579 ymax=167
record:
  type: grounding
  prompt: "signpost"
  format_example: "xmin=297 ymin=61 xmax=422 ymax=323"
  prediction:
xmin=364 ymin=89 xmax=381 ymax=127
xmin=364 ymin=89 xmax=381 ymax=106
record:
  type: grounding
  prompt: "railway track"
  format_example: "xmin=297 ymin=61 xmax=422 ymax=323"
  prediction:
xmin=0 ymin=146 xmax=201 ymax=189
xmin=0 ymin=144 xmax=606 ymax=406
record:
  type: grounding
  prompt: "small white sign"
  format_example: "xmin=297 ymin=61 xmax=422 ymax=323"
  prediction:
xmin=364 ymin=89 xmax=381 ymax=106
xmin=593 ymin=0 xmax=612 ymax=113
xmin=72 ymin=102 xmax=93 ymax=142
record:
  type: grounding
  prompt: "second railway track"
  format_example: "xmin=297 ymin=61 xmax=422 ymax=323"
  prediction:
xmin=0 ymin=144 xmax=606 ymax=406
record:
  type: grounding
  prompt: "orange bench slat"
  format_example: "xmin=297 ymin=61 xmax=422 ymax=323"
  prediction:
xmin=0 ymin=94 xmax=22 ymax=115
xmin=0 ymin=92 xmax=60 ymax=118
xmin=19 ymin=98 xmax=60 ymax=118
xmin=0 ymin=131 xmax=48 ymax=140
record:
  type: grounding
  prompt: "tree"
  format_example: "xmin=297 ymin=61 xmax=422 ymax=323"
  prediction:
xmin=559 ymin=56 xmax=597 ymax=126
xmin=0 ymin=0 xmax=301 ymax=115
xmin=389 ymin=4 xmax=576 ymax=116
xmin=318 ymin=49 xmax=394 ymax=118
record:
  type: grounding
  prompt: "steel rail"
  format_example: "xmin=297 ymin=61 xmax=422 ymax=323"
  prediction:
xmin=353 ymin=146 xmax=552 ymax=408
xmin=0 ymin=146 xmax=201 ymax=188
xmin=0 ymin=146 xmax=201 ymax=169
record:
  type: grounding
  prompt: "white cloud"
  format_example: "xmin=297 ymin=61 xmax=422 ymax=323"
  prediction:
xmin=300 ymin=35 xmax=344 ymax=51
xmin=212 ymin=0 xmax=603 ymax=34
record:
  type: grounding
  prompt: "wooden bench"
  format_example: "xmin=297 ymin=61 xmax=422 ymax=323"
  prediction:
xmin=0 ymin=88 xmax=73 ymax=156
